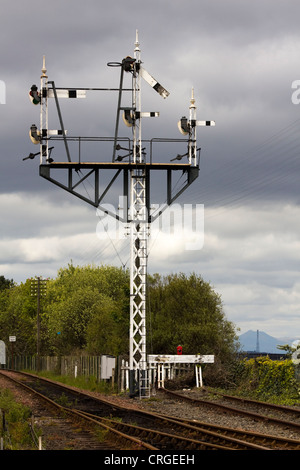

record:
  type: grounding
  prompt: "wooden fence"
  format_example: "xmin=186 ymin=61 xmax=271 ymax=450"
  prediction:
xmin=1 ymin=355 xmax=115 ymax=383
xmin=2 ymin=355 xmax=299 ymax=392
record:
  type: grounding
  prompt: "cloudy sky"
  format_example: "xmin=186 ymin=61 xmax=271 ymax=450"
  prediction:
xmin=1 ymin=0 xmax=300 ymax=341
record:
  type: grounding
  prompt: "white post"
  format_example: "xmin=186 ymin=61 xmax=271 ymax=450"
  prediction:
xmin=126 ymin=361 xmax=129 ymax=390
xmin=40 ymin=55 xmax=48 ymax=164
xmin=121 ymin=359 xmax=125 ymax=392
xmin=195 ymin=365 xmax=203 ymax=387
xmin=158 ymin=363 xmax=162 ymax=388
xmin=189 ymin=88 xmax=196 ymax=166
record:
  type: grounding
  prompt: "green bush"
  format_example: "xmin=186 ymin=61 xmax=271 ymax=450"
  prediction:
xmin=0 ymin=388 xmax=33 ymax=449
xmin=234 ymin=357 xmax=299 ymax=404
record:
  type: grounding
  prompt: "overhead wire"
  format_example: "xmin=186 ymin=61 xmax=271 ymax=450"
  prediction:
xmin=68 ymin=168 xmax=130 ymax=268
xmin=182 ymin=117 xmax=300 ymax=216
xmin=58 ymin=113 xmax=300 ymax=269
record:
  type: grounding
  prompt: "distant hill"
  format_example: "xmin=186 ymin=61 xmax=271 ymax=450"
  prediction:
xmin=238 ymin=330 xmax=296 ymax=354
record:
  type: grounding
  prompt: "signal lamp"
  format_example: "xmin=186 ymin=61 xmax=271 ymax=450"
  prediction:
xmin=122 ymin=109 xmax=134 ymax=127
xmin=177 ymin=116 xmax=190 ymax=135
xmin=29 ymin=84 xmax=40 ymax=105
xmin=29 ymin=124 xmax=40 ymax=144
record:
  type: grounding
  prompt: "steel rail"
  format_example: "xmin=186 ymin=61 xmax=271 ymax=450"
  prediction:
xmin=0 ymin=372 xmax=270 ymax=450
xmin=3 ymin=371 xmax=297 ymax=450
xmin=161 ymin=388 xmax=300 ymax=432
xmin=158 ymin=414 xmax=300 ymax=450
xmin=0 ymin=370 xmax=156 ymax=450
xmin=208 ymin=389 xmax=300 ymax=416
xmin=63 ymin=408 xmax=159 ymax=451
xmin=76 ymin=409 xmax=270 ymax=451
xmin=0 ymin=370 xmax=268 ymax=450
xmin=71 ymin=409 xmax=241 ymax=451
xmin=0 ymin=371 xmax=231 ymax=450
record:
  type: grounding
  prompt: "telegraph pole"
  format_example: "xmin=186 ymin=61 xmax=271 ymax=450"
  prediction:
xmin=31 ymin=277 xmax=48 ymax=372
xmin=25 ymin=33 xmax=214 ymax=396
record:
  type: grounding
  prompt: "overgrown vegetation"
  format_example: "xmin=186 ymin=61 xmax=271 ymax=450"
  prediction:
xmin=36 ymin=371 xmax=116 ymax=394
xmin=230 ymin=356 xmax=300 ymax=405
xmin=0 ymin=388 xmax=34 ymax=449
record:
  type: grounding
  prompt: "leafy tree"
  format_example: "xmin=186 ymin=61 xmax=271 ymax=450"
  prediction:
xmin=0 ymin=275 xmax=14 ymax=291
xmin=42 ymin=263 xmax=130 ymax=355
xmin=0 ymin=265 xmax=239 ymax=371
xmin=86 ymin=294 xmax=126 ymax=355
xmin=147 ymin=272 xmax=239 ymax=362
xmin=0 ymin=280 xmax=37 ymax=355
xmin=278 ymin=343 xmax=300 ymax=363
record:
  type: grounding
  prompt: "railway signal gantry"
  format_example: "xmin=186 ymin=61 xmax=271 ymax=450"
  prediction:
xmin=25 ymin=31 xmax=215 ymax=397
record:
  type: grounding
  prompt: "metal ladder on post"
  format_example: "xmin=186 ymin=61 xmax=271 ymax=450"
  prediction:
xmin=139 ymin=369 xmax=150 ymax=398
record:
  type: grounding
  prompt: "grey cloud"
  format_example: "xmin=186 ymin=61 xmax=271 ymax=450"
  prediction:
xmin=1 ymin=0 xmax=300 ymax=338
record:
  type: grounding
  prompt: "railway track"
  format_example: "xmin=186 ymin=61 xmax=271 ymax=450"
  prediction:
xmin=0 ymin=370 xmax=299 ymax=450
xmin=158 ymin=413 xmax=300 ymax=450
xmin=160 ymin=388 xmax=300 ymax=433
xmin=0 ymin=370 xmax=155 ymax=451
xmin=0 ymin=370 xmax=252 ymax=450
xmin=212 ymin=390 xmax=300 ymax=415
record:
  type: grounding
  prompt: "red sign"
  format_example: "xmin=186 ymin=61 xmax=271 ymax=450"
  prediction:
xmin=177 ymin=345 xmax=182 ymax=355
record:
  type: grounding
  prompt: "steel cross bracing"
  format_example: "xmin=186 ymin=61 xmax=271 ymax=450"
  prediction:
xmin=25 ymin=33 xmax=215 ymax=397
xmin=129 ymin=34 xmax=148 ymax=396
xmin=129 ymin=170 xmax=148 ymax=392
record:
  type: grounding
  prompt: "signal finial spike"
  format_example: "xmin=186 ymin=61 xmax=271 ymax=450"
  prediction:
xmin=190 ymin=87 xmax=196 ymax=110
xmin=135 ymin=30 xmax=140 ymax=54
xmin=41 ymin=55 xmax=47 ymax=78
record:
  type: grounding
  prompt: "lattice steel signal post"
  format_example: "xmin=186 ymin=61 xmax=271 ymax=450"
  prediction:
xmin=25 ymin=32 xmax=215 ymax=397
